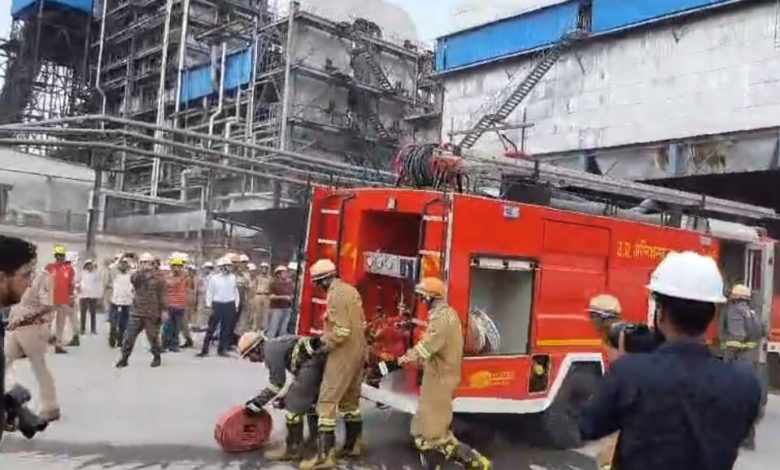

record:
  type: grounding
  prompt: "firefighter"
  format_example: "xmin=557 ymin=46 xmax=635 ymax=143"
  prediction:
xmin=115 ymin=253 xmax=166 ymax=368
xmin=238 ymin=331 xmax=325 ymax=462
xmin=722 ymin=283 xmax=767 ymax=449
xmin=300 ymin=259 xmax=367 ymax=470
xmin=587 ymin=294 xmax=623 ymax=470
xmin=398 ymin=277 xmax=492 ymax=470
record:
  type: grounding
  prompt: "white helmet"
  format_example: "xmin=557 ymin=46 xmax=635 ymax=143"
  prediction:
xmin=248 ymin=263 xmax=258 ymax=271
xmin=160 ymin=264 xmax=171 ymax=271
xmin=239 ymin=254 xmax=250 ymax=263
xmin=647 ymin=251 xmax=727 ymax=303
xmin=139 ymin=252 xmax=155 ymax=263
xmin=203 ymin=261 xmax=214 ymax=269
xmin=259 ymin=262 xmax=270 ymax=268
xmin=216 ymin=257 xmax=232 ymax=267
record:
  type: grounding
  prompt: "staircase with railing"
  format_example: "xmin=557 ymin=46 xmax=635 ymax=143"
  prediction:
xmin=458 ymin=30 xmax=585 ymax=150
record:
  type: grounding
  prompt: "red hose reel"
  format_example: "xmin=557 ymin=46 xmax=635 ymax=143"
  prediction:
xmin=214 ymin=405 xmax=274 ymax=453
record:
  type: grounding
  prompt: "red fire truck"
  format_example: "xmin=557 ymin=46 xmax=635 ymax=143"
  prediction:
xmin=295 ymin=157 xmax=780 ymax=448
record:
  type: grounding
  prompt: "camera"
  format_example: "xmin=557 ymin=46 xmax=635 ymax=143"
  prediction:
xmin=606 ymin=322 xmax=663 ymax=353
xmin=4 ymin=384 xmax=49 ymax=439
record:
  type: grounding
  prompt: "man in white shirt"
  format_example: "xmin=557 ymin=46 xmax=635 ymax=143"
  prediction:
xmin=197 ymin=257 xmax=239 ymax=357
xmin=108 ymin=258 xmax=134 ymax=348
xmin=77 ymin=259 xmax=104 ymax=335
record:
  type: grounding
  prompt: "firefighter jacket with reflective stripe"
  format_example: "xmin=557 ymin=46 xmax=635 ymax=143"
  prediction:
xmin=322 ymin=279 xmax=366 ymax=353
xmin=253 ymin=335 xmax=314 ymax=406
xmin=723 ymin=301 xmax=765 ymax=349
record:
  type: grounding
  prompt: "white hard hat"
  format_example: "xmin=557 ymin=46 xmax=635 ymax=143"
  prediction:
xmin=239 ymin=254 xmax=250 ymax=262
xmin=259 ymin=262 xmax=270 ymax=268
xmin=216 ymin=257 xmax=232 ymax=267
xmin=248 ymin=263 xmax=258 ymax=271
xmin=274 ymin=265 xmax=288 ymax=273
xmin=288 ymin=261 xmax=298 ymax=270
xmin=203 ymin=261 xmax=214 ymax=268
xmin=160 ymin=264 xmax=171 ymax=271
xmin=730 ymin=284 xmax=751 ymax=300
xmin=647 ymin=251 xmax=727 ymax=303
xmin=139 ymin=253 xmax=155 ymax=263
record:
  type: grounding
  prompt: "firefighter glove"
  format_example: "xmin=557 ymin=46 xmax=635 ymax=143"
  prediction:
xmin=244 ymin=396 xmax=269 ymax=416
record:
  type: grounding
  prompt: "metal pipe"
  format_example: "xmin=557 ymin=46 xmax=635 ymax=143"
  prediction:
xmin=95 ymin=0 xmax=109 ymax=116
xmin=0 ymin=138 xmax=312 ymax=185
xmin=174 ymin=0 xmax=191 ymax=115
xmin=208 ymin=43 xmax=228 ymax=145
xmin=151 ymin=0 xmax=175 ymax=201
xmin=180 ymin=168 xmax=194 ymax=202
xmin=2 ymin=126 xmax=375 ymax=181
xmin=0 ymin=115 xmax=395 ymax=178
xmin=279 ymin=1 xmax=298 ymax=151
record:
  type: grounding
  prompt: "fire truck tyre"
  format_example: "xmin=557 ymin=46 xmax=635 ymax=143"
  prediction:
xmin=535 ymin=368 xmax=599 ymax=450
xmin=767 ymin=353 xmax=780 ymax=391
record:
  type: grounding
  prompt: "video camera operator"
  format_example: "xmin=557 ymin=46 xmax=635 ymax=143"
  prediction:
xmin=0 ymin=235 xmax=38 ymax=443
xmin=579 ymin=251 xmax=762 ymax=470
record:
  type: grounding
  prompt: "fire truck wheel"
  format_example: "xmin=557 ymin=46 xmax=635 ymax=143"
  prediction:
xmin=535 ymin=366 xmax=600 ymax=450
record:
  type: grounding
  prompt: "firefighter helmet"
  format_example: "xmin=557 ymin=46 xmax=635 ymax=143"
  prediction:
xmin=139 ymin=252 xmax=155 ymax=263
xmin=53 ymin=245 xmax=67 ymax=256
xmin=647 ymin=251 xmax=727 ymax=303
xmin=588 ymin=294 xmax=622 ymax=318
xmin=310 ymin=259 xmax=336 ymax=281
xmin=238 ymin=331 xmax=266 ymax=358
xmin=415 ymin=277 xmax=446 ymax=298
xmin=730 ymin=284 xmax=751 ymax=300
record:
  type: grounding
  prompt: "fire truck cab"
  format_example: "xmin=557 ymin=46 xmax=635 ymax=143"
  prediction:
xmin=296 ymin=182 xmax=778 ymax=448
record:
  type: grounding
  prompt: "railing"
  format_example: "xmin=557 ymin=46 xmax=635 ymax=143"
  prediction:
xmin=3 ymin=207 xmax=88 ymax=233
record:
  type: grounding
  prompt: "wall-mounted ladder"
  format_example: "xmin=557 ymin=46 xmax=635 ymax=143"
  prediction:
xmin=352 ymin=44 xmax=394 ymax=92
xmin=458 ymin=30 xmax=585 ymax=150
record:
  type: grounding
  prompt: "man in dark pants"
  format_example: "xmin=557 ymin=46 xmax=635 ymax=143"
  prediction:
xmin=237 ymin=331 xmax=325 ymax=463
xmin=115 ymin=253 xmax=166 ymax=368
xmin=579 ymin=251 xmax=762 ymax=470
xmin=197 ymin=257 xmax=239 ymax=357
xmin=0 ymin=235 xmax=38 ymax=442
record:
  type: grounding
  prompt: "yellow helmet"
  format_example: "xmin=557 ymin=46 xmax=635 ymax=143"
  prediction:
xmin=310 ymin=259 xmax=337 ymax=281
xmin=588 ymin=294 xmax=622 ymax=317
xmin=53 ymin=245 xmax=67 ymax=256
xmin=169 ymin=256 xmax=185 ymax=267
xmin=730 ymin=284 xmax=751 ymax=300
xmin=415 ymin=277 xmax=446 ymax=298
xmin=237 ymin=331 xmax=266 ymax=358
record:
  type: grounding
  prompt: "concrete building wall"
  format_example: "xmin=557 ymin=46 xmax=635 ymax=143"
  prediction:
xmin=442 ymin=1 xmax=780 ymax=159
xmin=0 ymin=148 xmax=94 ymax=229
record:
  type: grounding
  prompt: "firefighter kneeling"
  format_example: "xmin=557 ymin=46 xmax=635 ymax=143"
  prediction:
xmin=237 ymin=331 xmax=326 ymax=462
xmin=398 ymin=277 xmax=492 ymax=470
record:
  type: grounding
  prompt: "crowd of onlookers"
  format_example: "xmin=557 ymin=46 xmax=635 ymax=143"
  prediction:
xmin=3 ymin=244 xmax=298 ymax=423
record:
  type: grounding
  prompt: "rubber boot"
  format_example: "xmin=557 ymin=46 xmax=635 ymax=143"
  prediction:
xmin=115 ymin=355 xmax=129 ymax=368
xmin=451 ymin=442 xmax=492 ymax=470
xmin=299 ymin=430 xmax=337 ymax=470
xmin=150 ymin=354 xmax=162 ymax=368
xmin=265 ymin=421 xmax=304 ymax=461
xmin=303 ymin=414 xmax=318 ymax=450
xmin=337 ymin=419 xmax=363 ymax=458
xmin=67 ymin=336 xmax=80 ymax=347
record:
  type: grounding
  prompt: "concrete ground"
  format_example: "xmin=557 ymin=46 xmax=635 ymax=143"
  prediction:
xmin=0 ymin=318 xmax=777 ymax=469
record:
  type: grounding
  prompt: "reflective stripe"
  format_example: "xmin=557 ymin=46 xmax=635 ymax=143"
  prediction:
xmin=303 ymin=338 xmax=315 ymax=355
xmin=341 ymin=410 xmax=362 ymax=422
xmin=415 ymin=343 xmax=431 ymax=360
xmin=246 ymin=402 xmax=263 ymax=414
xmin=285 ymin=411 xmax=303 ymax=423
xmin=726 ymin=341 xmax=758 ymax=349
xmin=318 ymin=417 xmax=337 ymax=430
xmin=334 ymin=326 xmax=351 ymax=337
xmin=267 ymin=383 xmax=282 ymax=394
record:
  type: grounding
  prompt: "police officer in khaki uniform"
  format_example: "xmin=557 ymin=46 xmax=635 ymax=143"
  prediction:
xmin=587 ymin=294 xmax=623 ymax=470
xmin=300 ymin=259 xmax=366 ymax=470
xmin=253 ymin=262 xmax=271 ymax=331
xmin=398 ymin=277 xmax=491 ymax=470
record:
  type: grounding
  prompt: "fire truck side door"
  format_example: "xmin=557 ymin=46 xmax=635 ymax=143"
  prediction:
xmin=745 ymin=243 xmax=773 ymax=364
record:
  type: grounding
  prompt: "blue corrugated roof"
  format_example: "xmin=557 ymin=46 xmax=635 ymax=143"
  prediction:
xmin=592 ymin=0 xmax=730 ymax=33
xmin=11 ymin=0 xmax=94 ymax=19
xmin=436 ymin=1 xmax=580 ymax=72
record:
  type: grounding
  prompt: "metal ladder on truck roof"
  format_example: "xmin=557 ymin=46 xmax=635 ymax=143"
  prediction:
xmin=458 ymin=30 xmax=585 ymax=150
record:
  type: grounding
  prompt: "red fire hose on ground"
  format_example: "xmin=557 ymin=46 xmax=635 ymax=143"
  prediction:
xmin=214 ymin=405 xmax=274 ymax=453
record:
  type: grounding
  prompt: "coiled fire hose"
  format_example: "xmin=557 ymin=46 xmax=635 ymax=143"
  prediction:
xmin=214 ymin=405 xmax=273 ymax=453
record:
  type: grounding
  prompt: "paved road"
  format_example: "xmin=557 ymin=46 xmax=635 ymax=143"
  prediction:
xmin=0 ymin=320 xmax=777 ymax=469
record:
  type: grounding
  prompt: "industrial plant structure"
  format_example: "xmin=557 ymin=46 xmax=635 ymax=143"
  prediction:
xmin=0 ymin=0 xmax=441 ymax=253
